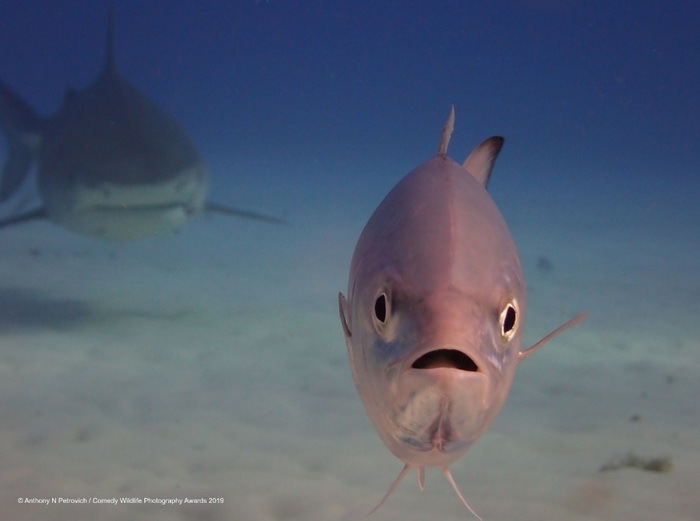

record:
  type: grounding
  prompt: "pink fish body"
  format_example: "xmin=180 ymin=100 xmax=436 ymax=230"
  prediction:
xmin=339 ymin=107 xmax=584 ymax=518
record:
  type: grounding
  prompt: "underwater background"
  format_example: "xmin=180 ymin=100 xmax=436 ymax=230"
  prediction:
xmin=0 ymin=1 xmax=698 ymax=520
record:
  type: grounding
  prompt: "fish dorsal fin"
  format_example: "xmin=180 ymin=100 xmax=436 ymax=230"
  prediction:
xmin=103 ymin=5 xmax=116 ymax=76
xmin=437 ymin=105 xmax=455 ymax=156
xmin=462 ymin=136 xmax=504 ymax=189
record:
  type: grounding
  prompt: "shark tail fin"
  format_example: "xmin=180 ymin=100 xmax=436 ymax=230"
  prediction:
xmin=0 ymin=81 xmax=43 ymax=203
xmin=0 ymin=207 xmax=47 ymax=230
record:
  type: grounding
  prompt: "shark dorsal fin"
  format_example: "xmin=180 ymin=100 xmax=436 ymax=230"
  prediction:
xmin=103 ymin=5 xmax=116 ymax=76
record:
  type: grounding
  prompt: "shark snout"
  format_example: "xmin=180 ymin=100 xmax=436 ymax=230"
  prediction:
xmin=411 ymin=349 xmax=479 ymax=372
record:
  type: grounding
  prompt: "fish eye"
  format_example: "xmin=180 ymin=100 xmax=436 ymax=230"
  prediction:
xmin=500 ymin=301 xmax=518 ymax=340
xmin=374 ymin=293 xmax=388 ymax=324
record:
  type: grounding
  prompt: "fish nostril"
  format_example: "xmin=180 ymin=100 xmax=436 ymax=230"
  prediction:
xmin=411 ymin=349 xmax=479 ymax=371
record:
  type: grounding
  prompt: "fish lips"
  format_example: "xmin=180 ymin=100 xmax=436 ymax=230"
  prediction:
xmin=401 ymin=343 xmax=489 ymax=408
xmin=411 ymin=347 xmax=480 ymax=372
xmin=389 ymin=344 xmax=494 ymax=462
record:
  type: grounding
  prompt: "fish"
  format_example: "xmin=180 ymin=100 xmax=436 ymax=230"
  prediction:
xmin=338 ymin=106 xmax=585 ymax=518
xmin=0 ymin=10 xmax=283 ymax=241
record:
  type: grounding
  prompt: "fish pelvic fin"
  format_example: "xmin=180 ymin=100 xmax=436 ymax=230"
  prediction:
xmin=366 ymin=463 xmax=412 ymax=516
xmin=417 ymin=466 xmax=425 ymax=490
xmin=440 ymin=466 xmax=483 ymax=521
xmin=368 ymin=464 xmax=482 ymax=520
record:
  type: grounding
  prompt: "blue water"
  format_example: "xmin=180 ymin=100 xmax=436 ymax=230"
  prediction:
xmin=0 ymin=2 xmax=698 ymax=520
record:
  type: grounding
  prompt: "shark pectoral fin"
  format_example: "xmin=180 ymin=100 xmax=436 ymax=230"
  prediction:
xmin=462 ymin=136 xmax=504 ymax=189
xmin=440 ymin=466 xmax=483 ymax=521
xmin=519 ymin=311 xmax=587 ymax=362
xmin=0 ymin=143 xmax=34 ymax=202
xmin=367 ymin=463 xmax=412 ymax=516
xmin=0 ymin=207 xmax=48 ymax=229
xmin=204 ymin=202 xmax=287 ymax=225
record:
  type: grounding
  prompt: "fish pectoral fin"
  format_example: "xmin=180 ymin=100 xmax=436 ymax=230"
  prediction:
xmin=204 ymin=202 xmax=287 ymax=225
xmin=0 ymin=207 xmax=47 ymax=230
xmin=519 ymin=311 xmax=587 ymax=362
xmin=367 ymin=463 xmax=412 ymax=516
xmin=338 ymin=293 xmax=351 ymax=338
xmin=440 ymin=466 xmax=483 ymax=521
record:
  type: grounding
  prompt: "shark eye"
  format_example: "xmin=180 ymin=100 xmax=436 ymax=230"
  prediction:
xmin=500 ymin=301 xmax=518 ymax=340
xmin=374 ymin=293 xmax=388 ymax=324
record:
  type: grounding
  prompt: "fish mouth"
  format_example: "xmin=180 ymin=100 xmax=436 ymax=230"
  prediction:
xmin=411 ymin=349 xmax=479 ymax=372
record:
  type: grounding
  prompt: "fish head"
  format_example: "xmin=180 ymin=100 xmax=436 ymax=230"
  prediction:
xmin=339 ymin=149 xmax=526 ymax=469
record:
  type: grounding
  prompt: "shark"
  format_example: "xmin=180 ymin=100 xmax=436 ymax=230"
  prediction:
xmin=0 ymin=12 xmax=283 ymax=241
xmin=338 ymin=107 xmax=585 ymax=518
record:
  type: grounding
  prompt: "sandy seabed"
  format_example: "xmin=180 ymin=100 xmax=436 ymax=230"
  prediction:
xmin=0 ymin=160 xmax=697 ymax=521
